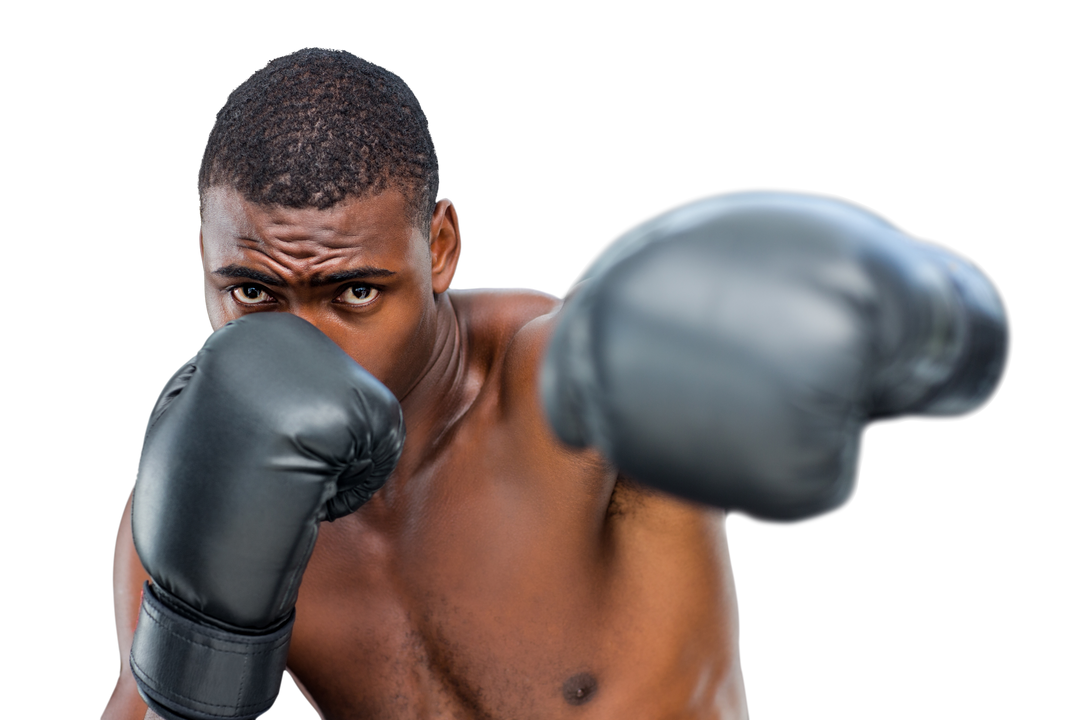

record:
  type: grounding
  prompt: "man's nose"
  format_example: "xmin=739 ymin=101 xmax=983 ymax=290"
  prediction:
xmin=284 ymin=307 xmax=348 ymax=351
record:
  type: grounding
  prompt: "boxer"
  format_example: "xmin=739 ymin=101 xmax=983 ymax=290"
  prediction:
xmin=104 ymin=48 xmax=1006 ymax=720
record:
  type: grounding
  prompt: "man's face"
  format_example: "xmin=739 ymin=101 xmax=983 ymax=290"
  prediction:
xmin=200 ymin=186 xmax=455 ymax=398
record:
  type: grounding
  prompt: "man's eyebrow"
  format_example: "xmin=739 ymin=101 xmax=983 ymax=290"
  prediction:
xmin=212 ymin=265 xmax=397 ymax=287
xmin=310 ymin=268 xmax=397 ymax=286
xmin=213 ymin=265 xmax=285 ymax=287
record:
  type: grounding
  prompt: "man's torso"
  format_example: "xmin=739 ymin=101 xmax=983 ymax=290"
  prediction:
xmin=285 ymin=290 xmax=747 ymax=719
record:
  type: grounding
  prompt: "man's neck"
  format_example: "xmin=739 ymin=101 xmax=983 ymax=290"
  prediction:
xmin=394 ymin=293 xmax=475 ymax=476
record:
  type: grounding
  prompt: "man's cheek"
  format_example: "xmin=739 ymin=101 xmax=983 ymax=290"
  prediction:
xmin=203 ymin=287 xmax=226 ymax=329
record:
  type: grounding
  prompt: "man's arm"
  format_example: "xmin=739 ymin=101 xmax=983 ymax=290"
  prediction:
xmin=102 ymin=493 xmax=150 ymax=720
xmin=541 ymin=191 xmax=1007 ymax=519
xmin=125 ymin=313 xmax=404 ymax=720
xmin=103 ymin=496 xmax=308 ymax=720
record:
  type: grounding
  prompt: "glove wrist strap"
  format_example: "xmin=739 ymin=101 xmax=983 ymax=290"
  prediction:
xmin=130 ymin=582 xmax=293 ymax=720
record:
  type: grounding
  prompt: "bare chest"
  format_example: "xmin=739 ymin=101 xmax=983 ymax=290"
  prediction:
xmin=287 ymin=426 xmax=743 ymax=719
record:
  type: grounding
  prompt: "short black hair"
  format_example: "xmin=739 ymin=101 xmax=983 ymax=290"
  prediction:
xmin=198 ymin=48 xmax=438 ymax=229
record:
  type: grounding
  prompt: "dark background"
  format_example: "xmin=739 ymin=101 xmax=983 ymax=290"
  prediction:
xmin=69 ymin=31 xmax=1045 ymax=716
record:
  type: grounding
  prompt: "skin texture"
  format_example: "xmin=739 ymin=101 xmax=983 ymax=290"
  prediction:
xmin=104 ymin=188 xmax=748 ymax=720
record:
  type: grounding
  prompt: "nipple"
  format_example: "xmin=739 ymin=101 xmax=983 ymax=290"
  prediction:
xmin=562 ymin=672 xmax=598 ymax=706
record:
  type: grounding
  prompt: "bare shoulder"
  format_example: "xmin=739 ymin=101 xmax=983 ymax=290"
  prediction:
xmin=448 ymin=288 xmax=560 ymax=377
xmin=447 ymin=288 xmax=570 ymax=435
xmin=447 ymin=288 xmax=560 ymax=341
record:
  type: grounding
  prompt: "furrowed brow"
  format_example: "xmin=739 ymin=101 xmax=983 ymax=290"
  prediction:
xmin=311 ymin=268 xmax=397 ymax=286
xmin=212 ymin=265 xmax=286 ymax=287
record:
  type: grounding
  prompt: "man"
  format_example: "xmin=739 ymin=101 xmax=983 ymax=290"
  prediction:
xmin=104 ymin=49 xmax=1006 ymax=720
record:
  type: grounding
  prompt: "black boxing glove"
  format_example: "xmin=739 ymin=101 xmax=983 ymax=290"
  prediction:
xmin=542 ymin=192 xmax=1006 ymax=520
xmin=129 ymin=313 xmax=405 ymax=720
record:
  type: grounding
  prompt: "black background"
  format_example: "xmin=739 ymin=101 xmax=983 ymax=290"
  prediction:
xmin=67 ymin=29 xmax=1045 ymax=720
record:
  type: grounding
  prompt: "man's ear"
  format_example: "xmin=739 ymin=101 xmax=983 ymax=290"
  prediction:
xmin=429 ymin=200 xmax=461 ymax=295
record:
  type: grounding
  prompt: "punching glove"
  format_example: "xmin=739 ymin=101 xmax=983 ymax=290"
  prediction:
xmin=129 ymin=313 xmax=405 ymax=720
xmin=542 ymin=192 xmax=1006 ymax=520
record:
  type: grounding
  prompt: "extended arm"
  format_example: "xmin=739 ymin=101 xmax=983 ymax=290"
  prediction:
xmin=541 ymin=192 xmax=1006 ymax=520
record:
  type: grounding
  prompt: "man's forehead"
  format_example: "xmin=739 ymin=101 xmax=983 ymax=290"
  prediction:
xmin=201 ymin=185 xmax=421 ymax=251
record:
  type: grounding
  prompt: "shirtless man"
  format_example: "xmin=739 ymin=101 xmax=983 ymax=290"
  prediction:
xmin=103 ymin=49 xmax=1006 ymax=720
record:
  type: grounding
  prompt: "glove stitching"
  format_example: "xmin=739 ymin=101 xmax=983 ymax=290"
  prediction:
xmin=131 ymin=651 xmax=260 ymax=716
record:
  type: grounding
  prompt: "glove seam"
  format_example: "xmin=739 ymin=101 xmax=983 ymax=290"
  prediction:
xmin=139 ymin=593 xmax=292 ymax=655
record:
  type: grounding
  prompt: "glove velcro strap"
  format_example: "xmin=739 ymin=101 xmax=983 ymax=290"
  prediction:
xmin=130 ymin=583 xmax=293 ymax=720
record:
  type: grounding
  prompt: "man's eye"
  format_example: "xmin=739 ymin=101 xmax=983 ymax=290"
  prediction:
xmin=231 ymin=285 xmax=274 ymax=305
xmin=335 ymin=285 xmax=380 ymax=306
